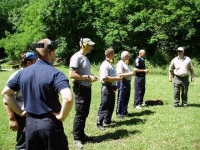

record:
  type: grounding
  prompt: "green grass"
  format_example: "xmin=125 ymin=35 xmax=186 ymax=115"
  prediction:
xmin=0 ymin=66 xmax=200 ymax=150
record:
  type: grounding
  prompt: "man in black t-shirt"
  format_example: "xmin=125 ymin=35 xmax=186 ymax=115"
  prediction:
xmin=133 ymin=49 xmax=149 ymax=109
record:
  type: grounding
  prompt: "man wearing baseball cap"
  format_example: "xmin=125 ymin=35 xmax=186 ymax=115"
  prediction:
xmin=168 ymin=47 xmax=195 ymax=107
xmin=69 ymin=38 xmax=98 ymax=149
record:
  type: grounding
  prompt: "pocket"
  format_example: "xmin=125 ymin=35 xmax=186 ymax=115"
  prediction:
xmin=75 ymin=99 xmax=85 ymax=113
xmin=73 ymin=83 xmax=80 ymax=93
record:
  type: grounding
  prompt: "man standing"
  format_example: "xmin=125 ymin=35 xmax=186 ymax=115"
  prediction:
xmin=168 ymin=47 xmax=194 ymax=107
xmin=133 ymin=49 xmax=149 ymax=109
xmin=116 ymin=51 xmax=134 ymax=118
xmin=69 ymin=38 xmax=98 ymax=149
xmin=3 ymin=50 xmax=37 ymax=150
xmin=97 ymin=48 xmax=123 ymax=131
xmin=2 ymin=39 xmax=73 ymax=150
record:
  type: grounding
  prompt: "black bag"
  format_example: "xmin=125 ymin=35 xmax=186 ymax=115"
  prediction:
xmin=145 ymin=100 xmax=164 ymax=106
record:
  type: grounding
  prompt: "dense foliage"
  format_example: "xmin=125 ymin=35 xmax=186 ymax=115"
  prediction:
xmin=0 ymin=0 xmax=200 ymax=65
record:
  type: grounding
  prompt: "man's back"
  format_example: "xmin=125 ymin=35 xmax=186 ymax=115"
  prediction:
xmin=8 ymin=59 xmax=70 ymax=115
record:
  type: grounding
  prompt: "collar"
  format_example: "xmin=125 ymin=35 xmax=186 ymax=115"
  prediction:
xmin=178 ymin=56 xmax=186 ymax=60
xmin=37 ymin=59 xmax=52 ymax=66
xmin=106 ymin=59 xmax=114 ymax=64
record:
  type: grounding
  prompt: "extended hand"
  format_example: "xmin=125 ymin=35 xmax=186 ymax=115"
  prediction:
xmin=144 ymin=69 xmax=149 ymax=74
xmin=90 ymin=75 xmax=98 ymax=82
xmin=116 ymin=75 xmax=123 ymax=81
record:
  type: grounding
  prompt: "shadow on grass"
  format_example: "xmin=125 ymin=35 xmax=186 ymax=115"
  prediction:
xmin=130 ymin=110 xmax=155 ymax=117
xmin=94 ymin=129 xmax=139 ymax=143
xmin=0 ymin=70 xmax=8 ymax=72
xmin=188 ymin=104 xmax=200 ymax=107
xmin=117 ymin=118 xmax=144 ymax=126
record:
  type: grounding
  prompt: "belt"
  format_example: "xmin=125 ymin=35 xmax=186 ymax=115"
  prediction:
xmin=174 ymin=75 xmax=188 ymax=78
xmin=27 ymin=112 xmax=53 ymax=119
xmin=73 ymin=82 xmax=91 ymax=88
xmin=102 ymin=82 xmax=112 ymax=86
xmin=122 ymin=80 xmax=131 ymax=83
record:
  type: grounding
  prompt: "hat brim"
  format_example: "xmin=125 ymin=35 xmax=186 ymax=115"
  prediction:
xmin=88 ymin=41 xmax=95 ymax=45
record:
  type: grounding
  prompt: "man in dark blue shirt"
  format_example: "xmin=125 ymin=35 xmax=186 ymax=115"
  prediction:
xmin=2 ymin=39 xmax=73 ymax=150
xmin=133 ymin=49 xmax=149 ymax=109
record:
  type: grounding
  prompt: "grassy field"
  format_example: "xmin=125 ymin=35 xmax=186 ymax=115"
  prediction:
xmin=0 ymin=66 xmax=200 ymax=150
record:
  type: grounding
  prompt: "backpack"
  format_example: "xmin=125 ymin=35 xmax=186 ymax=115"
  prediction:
xmin=145 ymin=100 xmax=164 ymax=106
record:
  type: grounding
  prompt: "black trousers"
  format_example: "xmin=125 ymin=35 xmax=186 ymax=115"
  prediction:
xmin=73 ymin=83 xmax=91 ymax=141
xmin=134 ymin=77 xmax=145 ymax=106
xmin=97 ymin=84 xmax=115 ymax=125
xmin=26 ymin=113 xmax=68 ymax=150
xmin=15 ymin=113 xmax=26 ymax=150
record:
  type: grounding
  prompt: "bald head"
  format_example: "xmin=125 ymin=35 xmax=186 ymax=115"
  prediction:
xmin=36 ymin=39 xmax=51 ymax=57
xmin=36 ymin=39 xmax=55 ymax=62
xmin=139 ymin=49 xmax=146 ymax=58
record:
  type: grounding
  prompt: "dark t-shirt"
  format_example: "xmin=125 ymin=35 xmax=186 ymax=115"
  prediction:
xmin=134 ymin=56 xmax=146 ymax=77
xmin=7 ymin=60 xmax=70 ymax=115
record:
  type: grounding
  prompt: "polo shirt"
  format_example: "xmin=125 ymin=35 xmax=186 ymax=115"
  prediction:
xmin=7 ymin=60 xmax=70 ymax=115
xmin=100 ymin=60 xmax=116 ymax=85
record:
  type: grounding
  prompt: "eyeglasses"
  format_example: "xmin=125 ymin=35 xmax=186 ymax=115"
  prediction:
xmin=177 ymin=51 xmax=183 ymax=53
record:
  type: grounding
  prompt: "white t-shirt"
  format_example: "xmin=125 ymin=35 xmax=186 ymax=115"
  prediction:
xmin=116 ymin=60 xmax=132 ymax=81
xmin=100 ymin=60 xmax=116 ymax=85
xmin=3 ymin=69 xmax=24 ymax=110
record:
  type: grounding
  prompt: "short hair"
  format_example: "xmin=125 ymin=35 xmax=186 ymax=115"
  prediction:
xmin=121 ymin=51 xmax=130 ymax=60
xmin=105 ymin=48 xmax=114 ymax=57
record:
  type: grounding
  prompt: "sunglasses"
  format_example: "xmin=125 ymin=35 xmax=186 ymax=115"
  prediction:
xmin=177 ymin=51 xmax=183 ymax=53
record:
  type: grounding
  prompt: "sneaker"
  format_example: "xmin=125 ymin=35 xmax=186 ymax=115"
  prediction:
xmin=141 ymin=103 xmax=146 ymax=107
xmin=97 ymin=124 xmax=105 ymax=131
xmin=135 ymin=105 xmax=142 ymax=109
xmin=183 ymin=104 xmax=188 ymax=107
xmin=74 ymin=140 xmax=83 ymax=149
xmin=104 ymin=121 xmax=117 ymax=126
xmin=174 ymin=104 xmax=179 ymax=107
xmin=117 ymin=114 xmax=124 ymax=119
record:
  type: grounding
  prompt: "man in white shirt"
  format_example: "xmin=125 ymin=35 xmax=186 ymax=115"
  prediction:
xmin=116 ymin=51 xmax=134 ymax=118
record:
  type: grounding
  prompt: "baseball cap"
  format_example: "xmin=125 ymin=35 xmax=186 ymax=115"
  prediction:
xmin=25 ymin=52 xmax=36 ymax=60
xmin=177 ymin=47 xmax=184 ymax=51
xmin=80 ymin=38 xmax=95 ymax=46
